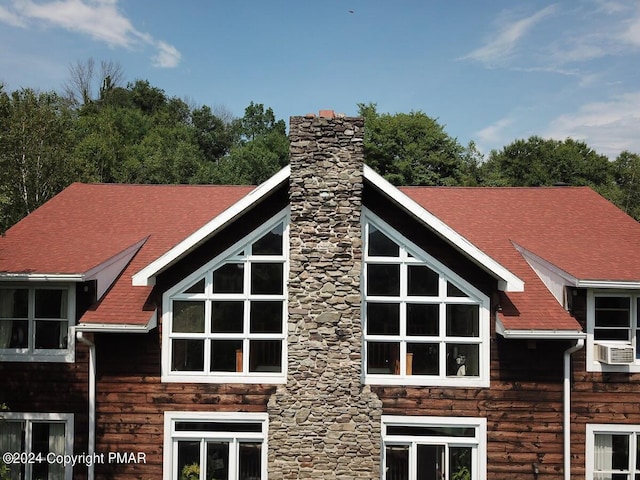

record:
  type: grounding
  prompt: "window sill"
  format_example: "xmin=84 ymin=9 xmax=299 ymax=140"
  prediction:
xmin=162 ymin=372 xmax=287 ymax=384
xmin=0 ymin=351 xmax=75 ymax=363
xmin=364 ymin=374 xmax=489 ymax=388
xmin=586 ymin=360 xmax=640 ymax=373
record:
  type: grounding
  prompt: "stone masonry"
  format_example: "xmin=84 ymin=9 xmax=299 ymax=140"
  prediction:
xmin=267 ymin=113 xmax=383 ymax=479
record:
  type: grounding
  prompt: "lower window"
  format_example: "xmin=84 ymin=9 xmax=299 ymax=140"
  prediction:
xmin=587 ymin=424 xmax=640 ymax=479
xmin=382 ymin=416 xmax=486 ymax=480
xmin=163 ymin=412 xmax=267 ymax=480
xmin=0 ymin=412 xmax=74 ymax=480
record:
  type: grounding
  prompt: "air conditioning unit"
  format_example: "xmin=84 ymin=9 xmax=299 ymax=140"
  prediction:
xmin=594 ymin=342 xmax=635 ymax=365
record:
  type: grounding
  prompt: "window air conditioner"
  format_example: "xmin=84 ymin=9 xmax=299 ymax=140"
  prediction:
xmin=594 ymin=342 xmax=635 ymax=365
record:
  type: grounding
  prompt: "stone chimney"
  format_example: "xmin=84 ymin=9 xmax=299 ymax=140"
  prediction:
xmin=267 ymin=112 xmax=382 ymax=478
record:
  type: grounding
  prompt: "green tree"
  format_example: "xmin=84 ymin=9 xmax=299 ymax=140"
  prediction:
xmin=0 ymin=88 xmax=75 ymax=231
xmin=611 ymin=151 xmax=640 ymax=220
xmin=479 ymin=136 xmax=612 ymax=188
xmin=358 ymin=103 xmax=471 ymax=186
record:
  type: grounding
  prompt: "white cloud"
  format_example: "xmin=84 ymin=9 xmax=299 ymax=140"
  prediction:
xmin=460 ymin=5 xmax=557 ymax=66
xmin=544 ymin=91 xmax=640 ymax=158
xmin=0 ymin=0 xmax=180 ymax=68
xmin=0 ymin=5 xmax=26 ymax=27
xmin=152 ymin=41 xmax=181 ymax=69
xmin=475 ymin=117 xmax=514 ymax=148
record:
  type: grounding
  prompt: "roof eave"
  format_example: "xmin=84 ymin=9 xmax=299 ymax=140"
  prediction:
xmin=0 ymin=273 xmax=86 ymax=282
xmin=132 ymin=165 xmax=290 ymax=287
xmin=75 ymin=310 xmax=157 ymax=333
xmin=363 ymin=165 xmax=524 ymax=292
xmin=496 ymin=317 xmax=586 ymax=340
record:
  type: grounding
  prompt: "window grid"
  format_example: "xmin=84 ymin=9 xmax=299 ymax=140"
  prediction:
xmin=0 ymin=285 xmax=74 ymax=362
xmin=587 ymin=425 xmax=640 ymax=479
xmin=163 ymin=212 xmax=288 ymax=383
xmin=363 ymin=213 xmax=488 ymax=386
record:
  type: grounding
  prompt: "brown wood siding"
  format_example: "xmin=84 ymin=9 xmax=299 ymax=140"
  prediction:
xmin=375 ymin=335 xmax=571 ymax=479
xmin=93 ymin=330 xmax=276 ymax=479
xmin=0 ymin=344 xmax=90 ymax=480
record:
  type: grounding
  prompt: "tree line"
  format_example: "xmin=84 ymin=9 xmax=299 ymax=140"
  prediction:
xmin=1 ymin=62 xmax=639 ymax=233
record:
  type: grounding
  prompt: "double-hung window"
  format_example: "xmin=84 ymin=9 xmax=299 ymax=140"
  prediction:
xmin=163 ymin=412 xmax=267 ymax=480
xmin=163 ymin=212 xmax=288 ymax=383
xmin=382 ymin=415 xmax=486 ymax=480
xmin=0 ymin=412 xmax=74 ymax=480
xmin=587 ymin=291 xmax=640 ymax=371
xmin=363 ymin=212 xmax=489 ymax=387
xmin=0 ymin=285 xmax=75 ymax=362
xmin=586 ymin=424 xmax=640 ymax=479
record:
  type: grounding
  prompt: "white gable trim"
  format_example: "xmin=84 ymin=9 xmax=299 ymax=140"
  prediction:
xmin=132 ymin=165 xmax=290 ymax=286
xmin=363 ymin=165 xmax=524 ymax=292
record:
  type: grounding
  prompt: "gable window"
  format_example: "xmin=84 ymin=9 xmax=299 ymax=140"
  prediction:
xmin=363 ymin=212 xmax=490 ymax=387
xmin=587 ymin=291 xmax=640 ymax=371
xmin=163 ymin=212 xmax=288 ymax=383
xmin=586 ymin=424 xmax=640 ymax=479
xmin=163 ymin=412 xmax=267 ymax=480
xmin=0 ymin=285 xmax=75 ymax=362
xmin=382 ymin=415 xmax=486 ymax=480
xmin=0 ymin=412 xmax=74 ymax=480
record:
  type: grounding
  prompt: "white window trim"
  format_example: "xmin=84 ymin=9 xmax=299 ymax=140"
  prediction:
xmin=0 ymin=411 xmax=74 ymax=480
xmin=161 ymin=209 xmax=289 ymax=384
xmin=163 ymin=411 xmax=268 ymax=480
xmin=381 ymin=415 xmax=487 ymax=480
xmin=0 ymin=284 xmax=76 ymax=363
xmin=586 ymin=290 xmax=640 ymax=373
xmin=362 ymin=210 xmax=490 ymax=388
xmin=586 ymin=423 xmax=640 ymax=479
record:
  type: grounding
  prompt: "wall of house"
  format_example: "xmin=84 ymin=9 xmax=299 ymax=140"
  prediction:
xmin=267 ymin=114 xmax=383 ymax=479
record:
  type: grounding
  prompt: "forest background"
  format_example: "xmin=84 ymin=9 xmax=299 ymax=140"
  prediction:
xmin=2 ymin=59 xmax=639 ymax=234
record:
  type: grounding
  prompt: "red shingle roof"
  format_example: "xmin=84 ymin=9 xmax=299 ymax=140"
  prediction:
xmin=0 ymin=183 xmax=254 ymax=326
xmin=401 ymin=186 xmax=640 ymax=332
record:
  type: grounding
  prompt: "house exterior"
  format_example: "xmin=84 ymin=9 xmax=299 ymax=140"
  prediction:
xmin=2 ymin=111 xmax=640 ymax=480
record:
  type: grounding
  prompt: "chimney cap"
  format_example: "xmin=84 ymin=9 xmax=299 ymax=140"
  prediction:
xmin=319 ymin=109 xmax=336 ymax=119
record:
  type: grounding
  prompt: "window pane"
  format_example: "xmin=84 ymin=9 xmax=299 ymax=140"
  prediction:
xmin=177 ymin=441 xmax=200 ymax=480
xmin=0 ymin=320 xmax=28 ymax=348
xmin=595 ymin=328 xmax=631 ymax=341
xmin=385 ymin=445 xmax=409 ymax=480
xmin=173 ymin=301 xmax=205 ymax=333
xmin=35 ymin=320 xmax=67 ymax=349
xmin=407 ymin=343 xmax=439 ymax=375
xmin=35 ymin=289 xmax=66 ymax=319
xmin=407 ymin=304 xmax=439 ymax=336
xmin=176 ymin=422 xmax=262 ymax=433
xmin=32 ymin=422 xmax=65 ymax=480
xmin=447 ymin=282 xmax=468 ymax=297
xmin=206 ymin=442 xmax=229 ymax=480
xmin=211 ymin=301 xmax=244 ymax=333
xmin=387 ymin=425 xmax=476 ymax=437
xmin=213 ymin=263 xmax=244 ymax=293
xmin=0 ymin=288 xmax=28 ymax=318
xmin=211 ymin=340 xmax=243 ymax=372
xmin=416 ymin=444 xmax=445 ymax=480
xmin=367 ymin=342 xmax=400 ymax=374
xmin=595 ymin=296 xmax=631 ymax=327
xmin=368 ymin=225 xmax=399 ymax=257
xmin=184 ymin=278 xmax=205 ymax=294
xmin=250 ymin=301 xmax=283 ymax=333
xmin=447 ymin=344 xmax=479 ymax=377
xmin=249 ymin=340 xmax=282 ymax=372
xmin=367 ymin=303 xmax=400 ymax=335
xmin=450 ymin=447 xmax=473 ymax=480
xmin=367 ymin=264 xmax=400 ymax=296
xmin=171 ymin=339 xmax=204 ymax=371
xmin=611 ymin=434 xmax=631 ymax=470
xmin=447 ymin=304 xmax=479 ymax=337
xmin=252 ymin=223 xmax=284 ymax=255
xmin=239 ymin=443 xmax=262 ymax=480
xmin=407 ymin=265 xmax=438 ymax=296
xmin=251 ymin=263 xmax=283 ymax=295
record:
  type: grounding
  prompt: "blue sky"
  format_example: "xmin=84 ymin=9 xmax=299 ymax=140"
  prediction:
xmin=1 ymin=0 xmax=639 ymax=159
